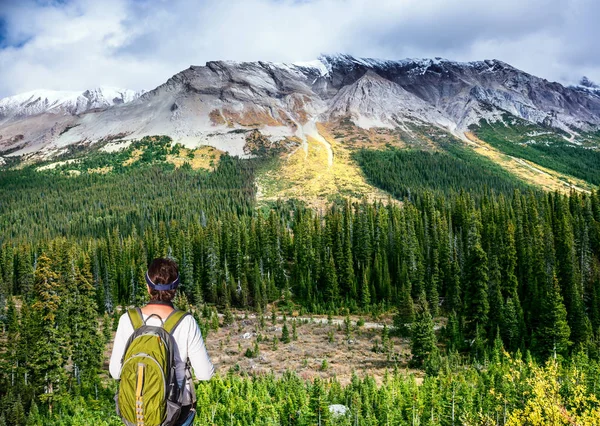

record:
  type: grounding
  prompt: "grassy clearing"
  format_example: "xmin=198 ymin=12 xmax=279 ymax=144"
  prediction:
xmin=256 ymin=123 xmax=395 ymax=209
xmin=472 ymin=117 xmax=600 ymax=185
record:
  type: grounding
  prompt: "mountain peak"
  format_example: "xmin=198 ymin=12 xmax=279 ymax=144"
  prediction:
xmin=1 ymin=55 xmax=599 ymax=160
xmin=0 ymin=87 xmax=142 ymax=119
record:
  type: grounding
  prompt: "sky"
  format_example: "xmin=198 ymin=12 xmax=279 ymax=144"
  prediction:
xmin=0 ymin=0 xmax=598 ymax=98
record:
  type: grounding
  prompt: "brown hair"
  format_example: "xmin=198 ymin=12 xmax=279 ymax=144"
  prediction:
xmin=147 ymin=258 xmax=179 ymax=302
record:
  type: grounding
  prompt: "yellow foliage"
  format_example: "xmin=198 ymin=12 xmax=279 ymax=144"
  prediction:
xmin=506 ymin=360 xmax=600 ymax=425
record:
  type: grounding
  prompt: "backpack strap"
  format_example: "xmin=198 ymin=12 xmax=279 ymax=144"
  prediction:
xmin=127 ymin=308 xmax=144 ymax=330
xmin=163 ymin=310 xmax=190 ymax=334
xmin=185 ymin=359 xmax=197 ymax=405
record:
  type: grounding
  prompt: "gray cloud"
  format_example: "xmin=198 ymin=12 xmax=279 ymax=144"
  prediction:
xmin=0 ymin=0 xmax=598 ymax=98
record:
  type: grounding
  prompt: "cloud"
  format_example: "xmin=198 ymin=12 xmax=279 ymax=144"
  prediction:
xmin=0 ymin=0 xmax=598 ymax=97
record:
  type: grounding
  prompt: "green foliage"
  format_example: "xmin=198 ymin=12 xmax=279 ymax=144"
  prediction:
xmin=222 ymin=305 xmax=234 ymax=327
xmin=410 ymin=294 xmax=436 ymax=368
xmin=320 ymin=359 xmax=329 ymax=372
xmin=281 ymin=322 xmax=290 ymax=344
xmin=473 ymin=117 xmax=600 ymax=185
xmin=354 ymin=145 xmax=529 ymax=198
xmin=0 ymin=154 xmax=258 ymax=243
xmin=533 ymin=274 xmax=571 ymax=359
xmin=53 ymin=135 xmax=175 ymax=174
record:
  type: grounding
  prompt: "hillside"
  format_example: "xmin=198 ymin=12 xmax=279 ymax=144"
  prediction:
xmin=1 ymin=54 xmax=599 ymax=199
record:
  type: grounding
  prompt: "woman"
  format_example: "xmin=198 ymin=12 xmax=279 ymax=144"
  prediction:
xmin=109 ymin=258 xmax=214 ymax=426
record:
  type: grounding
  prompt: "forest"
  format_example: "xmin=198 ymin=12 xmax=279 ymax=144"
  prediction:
xmin=1 ymin=140 xmax=600 ymax=425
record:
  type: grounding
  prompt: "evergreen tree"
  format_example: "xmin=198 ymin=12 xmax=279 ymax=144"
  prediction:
xmin=394 ymin=276 xmax=414 ymax=337
xmin=533 ymin=274 xmax=571 ymax=359
xmin=464 ymin=219 xmax=489 ymax=337
xmin=410 ymin=293 xmax=436 ymax=368
xmin=30 ymin=252 xmax=65 ymax=413
xmin=502 ymin=297 xmax=521 ymax=352
xmin=445 ymin=310 xmax=463 ymax=352
xmin=71 ymin=255 xmax=104 ymax=384
xmin=324 ymin=253 xmax=339 ymax=305
xmin=281 ymin=322 xmax=290 ymax=344
xmin=309 ymin=378 xmax=330 ymax=426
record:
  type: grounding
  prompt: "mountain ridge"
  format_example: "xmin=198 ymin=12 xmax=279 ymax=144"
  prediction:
xmin=0 ymin=54 xmax=599 ymax=162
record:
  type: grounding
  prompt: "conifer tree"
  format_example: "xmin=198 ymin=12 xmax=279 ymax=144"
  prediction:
xmin=4 ymin=297 xmax=18 ymax=369
xmin=325 ymin=253 xmax=339 ymax=305
xmin=445 ymin=243 xmax=462 ymax=315
xmin=309 ymin=378 xmax=330 ymax=426
xmin=30 ymin=252 xmax=65 ymax=412
xmin=71 ymin=255 xmax=104 ymax=384
xmin=360 ymin=268 xmax=371 ymax=309
xmin=394 ymin=277 xmax=414 ymax=337
xmin=410 ymin=293 xmax=436 ymax=368
xmin=445 ymin=310 xmax=463 ymax=352
xmin=281 ymin=322 xmax=290 ymax=344
xmin=502 ymin=297 xmax=521 ymax=352
xmin=464 ymin=219 xmax=489 ymax=337
xmin=533 ymin=274 xmax=571 ymax=359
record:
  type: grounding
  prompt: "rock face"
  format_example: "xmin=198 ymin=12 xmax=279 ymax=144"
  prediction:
xmin=1 ymin=54 xmax=599 ymax=160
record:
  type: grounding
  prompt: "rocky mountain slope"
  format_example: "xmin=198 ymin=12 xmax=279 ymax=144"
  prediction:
xmin=0 ymin=54 xmax=599 ymax=161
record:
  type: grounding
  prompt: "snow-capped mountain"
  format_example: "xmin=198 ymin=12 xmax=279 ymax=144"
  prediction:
xmin=1 ymin=54 xmax=599 ymax=159
xmin=0 ymin=87 xmax=142 ymax=120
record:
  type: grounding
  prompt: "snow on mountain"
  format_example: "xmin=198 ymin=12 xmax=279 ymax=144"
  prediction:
xmin=1 ymin=54 xmax=599 ymax=160
xmin=0 ymin=87 xmax=142 ymax=120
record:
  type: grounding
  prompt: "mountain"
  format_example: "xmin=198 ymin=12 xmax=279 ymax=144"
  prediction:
xmin=0 ymin=54 xmax=599 ymax=161
xmin=0 ymin=87 xmax=142 ymax=119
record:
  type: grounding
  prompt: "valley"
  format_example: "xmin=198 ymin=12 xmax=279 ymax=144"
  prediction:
xmin=1 ymin=54 xmax=600 ymax=425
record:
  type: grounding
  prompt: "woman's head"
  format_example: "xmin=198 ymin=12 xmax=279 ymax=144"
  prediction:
xmin=146 ymin=258 xmax=179 ymax=302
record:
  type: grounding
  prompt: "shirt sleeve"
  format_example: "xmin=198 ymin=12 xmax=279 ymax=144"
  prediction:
xmin=186 ymin=316 xmax=215 ymax=381
xmin=109 ymin=313 xmax=133 ymax=380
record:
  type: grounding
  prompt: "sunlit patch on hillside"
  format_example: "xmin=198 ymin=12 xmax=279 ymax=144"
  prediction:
xmin=256 ymin=122 xmax=396 ymax=208
xmin=166 ymin=145 xmax=223 ymax=171
xmin=464 ymin=132 xmax=591 ymax=193
xmin=122 ymin=148 xmax=143 ymax=166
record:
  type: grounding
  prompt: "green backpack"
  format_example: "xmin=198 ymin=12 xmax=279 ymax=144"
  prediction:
xmin=116 ymin=308 xmax=194 ymax=426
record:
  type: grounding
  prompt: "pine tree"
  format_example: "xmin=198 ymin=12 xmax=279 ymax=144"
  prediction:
xmin=292 ymin=319 xmax=298 ymax=341
xmin=426 ymin=248 xmax=440 ymax=317
xmin=30 ymin=252 xmax=65 ymax=413
xmin=360 ymin=268 xmax=371 ymax=309
xmin=487 ymin=256 xmax=504 ymax=341
xmin=281 ymin=322 xmax=290 ymax=344
xmin=502 ymin=297 xmax=521 ymax=352
xmin=9 ymin=397 xmax=25 ymax=426
xmin=410 ymin=293 xmax=436 ymax=368
xmin=464 ymin=219 xmax=489 ymax=337
xmin=533 ymin=274 xmax=571 ymax=359
xmin=71 ymin=255 xmax=104 ymax=384
xmin=4 ymin=297 xmax=18 ymax=369
xmin=445 ymin=243 xmax=462 ymax=315
xmin=445 ymin=310 xmax=463 ymax=352
xmin=309 ymin=378 xmax=330 ymax=426
xmin=324 ymin=253 xmax=339 ymax=306
xmin=25 ymin=401 xmax=40 ymax=426
xmin=394 ymin=276 xmax=414 ymax=337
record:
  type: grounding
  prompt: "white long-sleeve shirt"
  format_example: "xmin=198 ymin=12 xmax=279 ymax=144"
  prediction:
xmin=109 ymin=311 xmax=214 ymax=402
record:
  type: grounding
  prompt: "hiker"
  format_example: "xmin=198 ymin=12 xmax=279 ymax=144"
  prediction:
xmin=109 ymin=258 xmax=214 ymax=426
